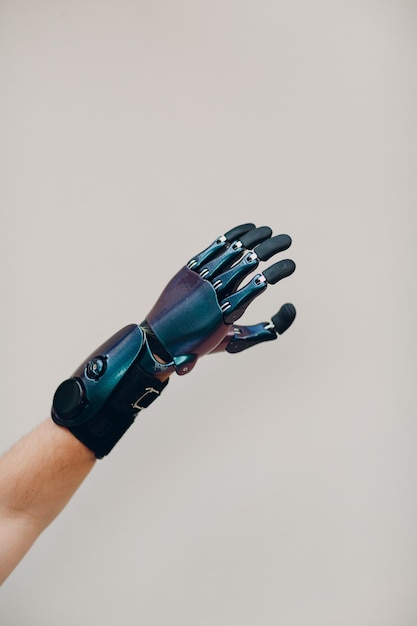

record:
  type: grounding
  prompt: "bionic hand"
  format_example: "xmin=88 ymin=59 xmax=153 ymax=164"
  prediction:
xmin=52 ymin=223 xmax=296 ymax=458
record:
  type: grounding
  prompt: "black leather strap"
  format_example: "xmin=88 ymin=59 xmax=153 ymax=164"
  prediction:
xmin=68 ymin=361 xmax=169 ymax=459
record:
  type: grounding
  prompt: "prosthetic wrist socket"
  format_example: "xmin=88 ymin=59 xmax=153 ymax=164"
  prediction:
xmin=51 ymin=325 xmax=170 ymax=459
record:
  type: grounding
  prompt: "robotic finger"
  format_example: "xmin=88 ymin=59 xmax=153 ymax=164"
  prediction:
xmin=212 ymin=233 xmax=293 ymax=300
xmin=197 ymin=226 xmax=273 ymax=280
xmin=271 ymin=303 xmax=297 ymax=334
xmin=255 ymin=234 xmax=292 ymax=261
xmin=263 ymin=259 xmax=296 ymax=284
xmin=220 ymin=259 xmax=296 ymax=324
xmin=187 ymin=223 xmax=256 ymax=271
xmin=212 ymin=303 xmax=297 ymax=354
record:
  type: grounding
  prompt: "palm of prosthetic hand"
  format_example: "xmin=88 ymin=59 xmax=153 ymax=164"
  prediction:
xmin=145 ymin=223 xmax=296 ymax=375
xmin=52 ymin=223 xmax=296 ymax=458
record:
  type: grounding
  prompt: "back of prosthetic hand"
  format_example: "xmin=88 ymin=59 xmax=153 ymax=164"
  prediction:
xmin=52 ymin=224 xmax=296 ymax=458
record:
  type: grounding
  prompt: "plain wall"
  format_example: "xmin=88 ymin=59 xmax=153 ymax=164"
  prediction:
xmin=1 ymin=1 xmax=416 ymax=624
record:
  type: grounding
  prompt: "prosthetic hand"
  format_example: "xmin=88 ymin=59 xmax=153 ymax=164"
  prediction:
xmin=52 ymin=223 xmax=296 ymax=458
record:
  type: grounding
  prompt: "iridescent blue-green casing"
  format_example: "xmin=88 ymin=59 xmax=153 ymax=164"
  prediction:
xmin=145 ymin=266 xmax=229 ymax=375
xmin=51 ymin=325 xmax=169 ymax=458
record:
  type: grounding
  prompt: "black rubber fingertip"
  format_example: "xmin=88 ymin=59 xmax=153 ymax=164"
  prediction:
xmin=224 ymin=223 xmax=256 ymax=242
xmin=263 ymin=259 xmax=296 ymax=284
xmin=255 ymin=234 xmax=292 ymax=261
xmin=239 ymin=226 xmax=272 ymax=249
xmin=272 ymin=303 xmax=296 ymax=334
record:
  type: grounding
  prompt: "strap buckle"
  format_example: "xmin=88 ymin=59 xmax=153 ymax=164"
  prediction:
xmin=131 ymin=387 xmax=160 ymax=410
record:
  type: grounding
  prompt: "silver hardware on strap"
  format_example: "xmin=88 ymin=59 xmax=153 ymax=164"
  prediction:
xmin=131 ymin=387 xmax=160 ymax=410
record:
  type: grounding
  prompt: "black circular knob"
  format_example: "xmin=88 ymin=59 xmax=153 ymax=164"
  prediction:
xmin=85 ymin=356 xmax=107 ymax=380
xmin=53 ymin=378 xmax=85 ymax=420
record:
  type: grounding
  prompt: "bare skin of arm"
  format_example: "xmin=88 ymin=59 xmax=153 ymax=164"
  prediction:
xmin=0 ymin=420 xmax=96 ymax=584
xmin=0 ymin=365 xmax=171 ymax=585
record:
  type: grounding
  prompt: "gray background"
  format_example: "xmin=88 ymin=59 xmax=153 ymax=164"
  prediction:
xmin=1 ymin=1 xmax=416 ymax=624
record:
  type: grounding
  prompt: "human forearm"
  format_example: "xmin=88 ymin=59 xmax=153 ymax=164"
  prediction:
xmin=0 ymin=420 xmax=95 ymax=583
